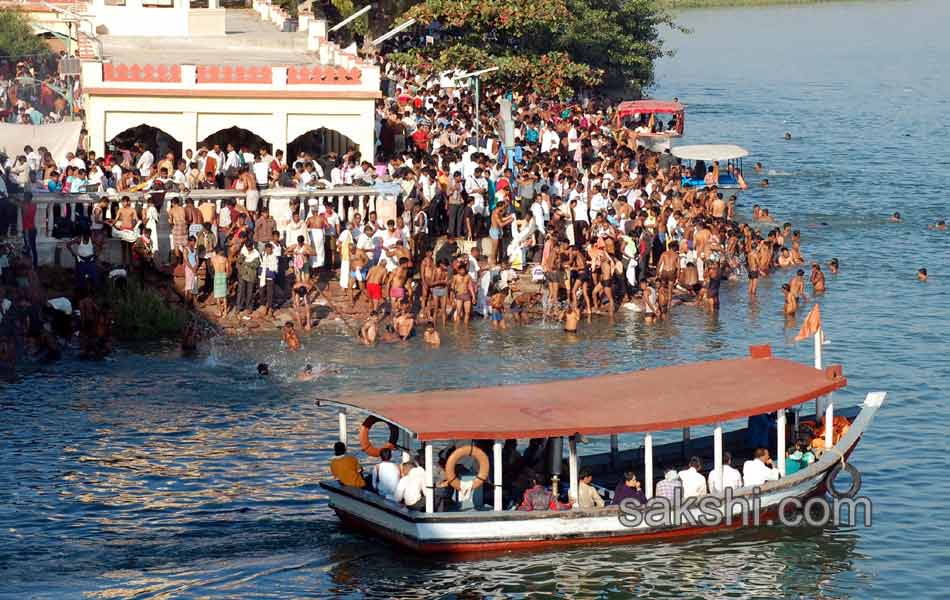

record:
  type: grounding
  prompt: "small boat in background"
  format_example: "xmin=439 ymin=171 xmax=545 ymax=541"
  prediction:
xmin=674 ymin=144 xmax=750 ymax=189
xmin=614 ymin=99 xmax=685 ymax=152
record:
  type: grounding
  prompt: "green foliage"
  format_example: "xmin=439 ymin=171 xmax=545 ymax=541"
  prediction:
xmin=105 ymin=284 xmax=188 ymax=341
xmin=558 ymin=0 xmax=676 ymax=89
xmin=0 ymin=10 xmax=52 ymax=61
xmin=391 ymin=0 xmax=675 ymax=97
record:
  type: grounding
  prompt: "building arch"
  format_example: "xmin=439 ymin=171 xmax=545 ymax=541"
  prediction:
xmin=287 ymin=127 xmax=360 ymax=163
xmin=199 ymin=126 xmax=272 ymax=155
xmin=108 ymin=124 xmax=182 ymax=162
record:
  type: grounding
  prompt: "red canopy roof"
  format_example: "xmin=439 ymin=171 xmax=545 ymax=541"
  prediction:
xmin=323 ymin=348 xmax=846 ymax=441
xmin=616 ymin=100 xmax=684 ymax=117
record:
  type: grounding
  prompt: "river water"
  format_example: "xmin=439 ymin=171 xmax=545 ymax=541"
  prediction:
xmin=3 ymin=1 xmax=949 ymax=597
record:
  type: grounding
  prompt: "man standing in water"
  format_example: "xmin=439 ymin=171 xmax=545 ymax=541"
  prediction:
xmin=657 ymin=244 xmax=679 ymax=310
xmin=282 ymin=321 xmax=301 ymax=351
xmin=789 ymin=269 xmax=807 ymax=302
xmin=810 ymin=263 xmax=826 ymax=294
xmin=782 ymin=283 xmax=798 ymax=316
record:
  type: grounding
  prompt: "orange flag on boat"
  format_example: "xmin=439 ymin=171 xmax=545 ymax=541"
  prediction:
xmin=794 ymin=304 xmax=822 ymax=342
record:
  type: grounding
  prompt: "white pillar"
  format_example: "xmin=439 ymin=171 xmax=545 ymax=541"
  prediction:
xmin=814 ymin=331 xmax=824 ymax=417
xmin=424 ymin=442 xmax=434 ymax=513
xmin=337 ymin=410 xmax=346 ymax=445
xmin=644 ymin=433 xmax=654 ymax=500
xmin=610 ymin=433 xmax=619 ymax=468
xmin=493 ymin=440 xmax=503 ymax=511
xmin=713 ymin=423 xmax=723 ymax=493
xmin=824 ymin=401 xmax=834 ymax=448
xmin=568 ymin=435 xmax=578 ymax=509
xmin=777 ymin=410 xmax=787 ymax=476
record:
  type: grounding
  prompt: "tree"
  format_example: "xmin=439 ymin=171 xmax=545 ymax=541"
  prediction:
xmin=0 ymin=10 xmax=51 ymax=62
xmin=387 ymin=0 xmax=676 ymax=97
xmin=558 ymin=0 xmax=675 ymax=90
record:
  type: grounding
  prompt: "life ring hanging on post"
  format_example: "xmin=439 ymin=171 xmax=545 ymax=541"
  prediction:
xmin=445 ymin=444 xmax=491 ymax=490
xmin=358 ymin=416 xmax=399 ymax=457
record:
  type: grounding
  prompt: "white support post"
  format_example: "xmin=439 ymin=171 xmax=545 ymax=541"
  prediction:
xmin=644 ymin=433 xmax=654 ymax=500
xmin=824 ymin=401 xmax=834 ymax=449
xmin=493 ymin=440 xmax=503 ymax=512
xmin=337 ymin=410 xmax=346 ymax=445
xmin=610 ymin=434 xmax=619 ymax=469
xmin=777 ymin=410 xmax=787 ymax=476
xmin=424 ymin=442 xmax=434 ymax=513
xmin=814 ymin=331 xmax=824 ymax=417
xmin=713 ymin=423 xmax=723 ymax=493
xmin=568 ymin=435 xmax=579 ymax=509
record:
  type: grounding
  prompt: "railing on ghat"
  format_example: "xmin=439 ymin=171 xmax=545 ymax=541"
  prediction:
xmin=22 ymin=186 xmax=397 ymax=266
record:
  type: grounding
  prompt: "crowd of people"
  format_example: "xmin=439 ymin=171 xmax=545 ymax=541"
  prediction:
xmin=13 ymin=40 xmax=948 ymax=377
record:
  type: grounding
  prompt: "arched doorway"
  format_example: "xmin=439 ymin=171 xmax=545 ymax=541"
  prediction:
xmin=108 ymin=124 xmax=182 ymax=162
xmin=199 ymin=127 xmax=271 ymax=154
xmin=288 ymin=128 xmax=360 ymax=165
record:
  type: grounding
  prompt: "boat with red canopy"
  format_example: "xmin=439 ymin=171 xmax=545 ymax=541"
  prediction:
xmin=318 ymin=344 xmax=885 ymax=554
xmin=614 ymin=99 xmax=685 ymax=151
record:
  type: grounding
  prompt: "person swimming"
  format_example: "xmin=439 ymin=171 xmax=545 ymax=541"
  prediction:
xmin=298 ymin=363 xmax=341 ymax=381
xmin=257 ymin=363 xmax=270 ymax=376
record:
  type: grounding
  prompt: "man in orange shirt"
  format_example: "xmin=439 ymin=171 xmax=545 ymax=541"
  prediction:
xmin=330 ymin=442 xmax=366 ymax=488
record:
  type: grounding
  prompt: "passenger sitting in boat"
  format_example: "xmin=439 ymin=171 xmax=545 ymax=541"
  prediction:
xmin=394 ymin=455 xmax=427 ymax=511
xmin=329 ymin=442 xmax=366 ymax=489
xmin=517 ymin=476 xmax=567 ymax=511
xmin=784 ymin=440 xmax=816 ymax=476
xmin=743 ymin=448 xmax=781 ymax=487
xmin=678 ymin=457 xmax=708 ymax=498
xmin=574 ymin=468 xmax=605 ymax=509
xmin=707 ymin=452 xmax=743 ymax=495
xmin=370 ymin=448 xmax=400 ymax=500
xmin=612 ymin=471 xmax=646 ymax=506
xmin=655 ymin=470 xmax=682 ymax=501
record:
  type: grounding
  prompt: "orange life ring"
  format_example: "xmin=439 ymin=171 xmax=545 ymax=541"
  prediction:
xmin=358 ymin=416 xmax=399 ymax=457
xmin=445 ymin=445 xmax=491 ymax=491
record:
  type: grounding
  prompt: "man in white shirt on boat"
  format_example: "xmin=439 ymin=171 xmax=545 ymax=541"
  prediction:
xmin=371 ymin=448 xmax=401 ymax=501
xmin=707 ymin=451 xmax=743 ymax=495
xmin=394 ymin=456 xmax=427 ymax=510
xmin=678 ymin=456 xmax=708 ymax=498
xmin=743 ymin=448 xmax=781 ymax=487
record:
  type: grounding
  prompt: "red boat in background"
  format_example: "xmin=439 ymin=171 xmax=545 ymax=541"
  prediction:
xmin=614 ymin=99 xmax=685 ymax=151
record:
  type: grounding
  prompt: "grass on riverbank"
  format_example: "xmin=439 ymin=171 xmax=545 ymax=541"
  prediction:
xmin=660 ymin=0 xmax=861 ymax=7
xmin=105 ymin=282 xmax=188 ymax=341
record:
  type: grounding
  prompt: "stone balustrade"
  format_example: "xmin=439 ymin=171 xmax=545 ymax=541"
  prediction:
xmin=21 ymin=187 xmax=397 ymax=267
